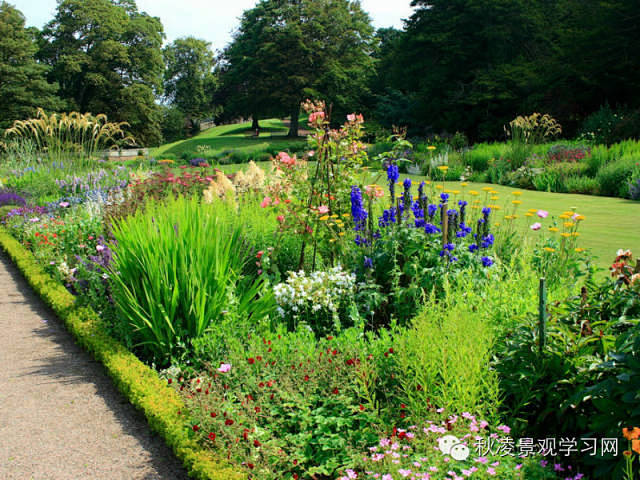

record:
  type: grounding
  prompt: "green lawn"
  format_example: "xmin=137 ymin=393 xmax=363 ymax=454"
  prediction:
xmin=153 ymin=118 xmax=306 ymax=157
xmin=219 ymin=162 xmax=639 ymax=270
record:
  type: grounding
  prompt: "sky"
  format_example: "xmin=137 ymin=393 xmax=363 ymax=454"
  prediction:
xmin=12 ymin=0 xmax=415 ymax=51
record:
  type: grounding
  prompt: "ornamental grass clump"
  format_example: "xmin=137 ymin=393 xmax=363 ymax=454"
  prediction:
xmin=109 ymin=195 xmax=275 ymax=365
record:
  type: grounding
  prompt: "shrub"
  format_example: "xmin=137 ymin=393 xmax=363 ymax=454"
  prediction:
xmin=252 ymin=151 xmax=272 ymax=163
xmin=109 ymin=196 xmax=276 ymax=365
xmin=495 ymin=251 xmax=640 ymax=478
xmin=565 ymin=176 xmax=600 ymax=195
xmin=596 ymin=155 xmax=637 ymax=197
xmin=533 ymin=162 xmax=589 ymax=193
xmin=580 ymin=104 xmax=640 ymax=145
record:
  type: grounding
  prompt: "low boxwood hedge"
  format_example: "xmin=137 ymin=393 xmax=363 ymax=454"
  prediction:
xmin=0 ymin=227 xmax=244 ymax=480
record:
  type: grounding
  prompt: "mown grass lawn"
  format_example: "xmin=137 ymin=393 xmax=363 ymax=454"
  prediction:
xmin=153 ymin=118 xmax=306 ymax=157
xmin=220 ymin=161 xmax=639 ymax=271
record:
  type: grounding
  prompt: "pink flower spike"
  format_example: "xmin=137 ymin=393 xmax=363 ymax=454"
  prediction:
xmin=537 ymin=210 xmax=549 ymax=218
xmin=530 ymin=222 xmax=542 ymax=231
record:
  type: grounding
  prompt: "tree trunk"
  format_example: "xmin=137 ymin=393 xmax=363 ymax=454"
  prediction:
xmin=287 ymin=104 xmax=300 ymax=137
xmin=251 ymin=115 xmax=260 ymax=130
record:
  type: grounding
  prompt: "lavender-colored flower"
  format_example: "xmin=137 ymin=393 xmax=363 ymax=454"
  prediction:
xmin=0 ymin=192 xmax=27 ymax=207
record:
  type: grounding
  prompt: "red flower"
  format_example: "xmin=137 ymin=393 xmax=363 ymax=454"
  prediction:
xmin=254 ymin=406 xmax=261 ymax=413
xmin=293 ymin=475 xmax=299 ymax=480
xmin=167 ymin=378 xmax=172 ymax=384
xmin=208 ymin=432 xmax=216 ymax=441
xmin=248 ymin=357 xmax=255 ymax=364
xmin=400 ymin=404 xmax=406 ymax=409
xmin=225 ymin=419 xmax=234 ymax=426
xmin=332 ymin=388 xmax=339 ymax=395
xmin=253 ymin=440 xmax=261 ymax=447
xmin=359 ymin=404 xmax=365 ymax=411
xmin=259 ymin=382 xmax=265 ymax=388
xmin=257 ymin=251 xmax=264 ymax=259
xmin=332 ymin=349 xmax=338 ymax=355
xmin=247 ymin=463 xmax=255 ymax=469
xmin=293 ymin=460 xmax=298 ymax=465
xmin=267 ymin=380 xmax=274 ymax=387
xmin=247 ymin=394 xmax=254 ymax=402
xmin=389 ymin=348 xmax=394 ymax=354
xmin=327 ymin=336 xmax=333 ymax=340
xmin=346 ymin=359 xmax=355 ymax=366
xmin=210 ymin=412 xmax=217 ymax=418
xmin=192 ymin=424 xmax=200 ymax=432
xmin=416 ymin=384 xmax=423 ymax=391
xmin=304 ymin=375 xmax=310 ymax=382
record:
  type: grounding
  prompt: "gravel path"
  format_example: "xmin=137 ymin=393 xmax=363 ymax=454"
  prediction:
xmin=0 ymin=251 xmax=189 ymax=480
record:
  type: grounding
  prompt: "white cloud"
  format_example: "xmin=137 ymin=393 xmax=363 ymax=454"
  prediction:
xmin=14 ymin=0 xmax=414 ymax=50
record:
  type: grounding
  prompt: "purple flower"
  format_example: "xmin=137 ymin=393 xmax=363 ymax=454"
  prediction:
xmin=364 ymin=256 xmax=373 ymax=269
xmin=440 ymin=192 xmax=449 ymax=203
xmin=350 ymin=186 xmax=368 ymax=231
xmin=0 ymin=192 xmax=27 ymax=207
xmin=481 ymin=256 xmax=494 ymax=267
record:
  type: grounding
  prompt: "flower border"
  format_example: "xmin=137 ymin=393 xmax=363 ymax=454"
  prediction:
xmin=0 ymin=226 xmax=244 ymax=480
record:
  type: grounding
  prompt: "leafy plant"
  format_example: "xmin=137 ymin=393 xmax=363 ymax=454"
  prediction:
xmin=109 ymin=195 xmax=276 ymax=365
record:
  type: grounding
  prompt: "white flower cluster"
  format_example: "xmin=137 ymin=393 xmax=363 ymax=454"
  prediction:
xmin=273 ymin=266 xmax=355 ymax=318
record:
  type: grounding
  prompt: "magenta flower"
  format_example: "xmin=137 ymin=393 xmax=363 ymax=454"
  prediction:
xmin=217 ymin=363 xmax=231 ymax=373
xmin=59 ymin=202 xmax=70 ymax=208
xmin=537 ymin=210 xmax=549 ymax=218
xmin=530 ymin=222 xmax=542 ymax=231
xmin=497 ymin=425 xmax=511 ymax=434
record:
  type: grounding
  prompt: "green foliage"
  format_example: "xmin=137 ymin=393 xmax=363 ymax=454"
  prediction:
xmin=220 ymin=0 xmax=375 ymax=136
xmin=565 ymin=175 xmax=600 ymax=195
xmin=163 ymin=37 xmax=219 ymax=122
xmin=596 ymin=155 xmax=638 ymax=197
xmin=161 ymin=106 xmax=188 ymax=144
xmin=109 ymin=196 xmax=276 ymax=365
xmin=39 ymin=0 xmax=164 ymax=146
xmin=0 ymin=2 xmax=62 ymax=131
xmin=494 ymin=259 xmax=640 ymax=478
xmin=0 ymin=226 xmax=244 ymax=480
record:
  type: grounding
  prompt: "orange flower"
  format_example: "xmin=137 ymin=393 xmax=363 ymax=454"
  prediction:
xmin=623 ymin=427 xmax=640 ymax=440
xmin=634 ymin=439 xmax=640 ymax=455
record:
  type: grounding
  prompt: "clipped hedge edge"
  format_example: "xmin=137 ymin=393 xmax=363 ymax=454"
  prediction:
xmin=0 ymin=227 xmax=245 ymax=480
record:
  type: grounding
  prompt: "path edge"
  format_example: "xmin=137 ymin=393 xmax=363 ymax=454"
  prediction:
xmin=0 ymin=227 xmax=245 ymax=480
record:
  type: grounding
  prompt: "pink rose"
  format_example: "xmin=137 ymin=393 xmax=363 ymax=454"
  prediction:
xmin=347 ymin=113 xmax=356 ymax=122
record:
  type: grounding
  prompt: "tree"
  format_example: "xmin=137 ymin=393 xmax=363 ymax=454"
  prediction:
xmin=0 ymin=1 xmax=61 ymax=131
xmin=163 ymin=36 xmax=219 ymax=132
xmin=38 ymin=0 xmax=165 ymax=145
xmin=221 ymin=0 xmax=375 ymax=137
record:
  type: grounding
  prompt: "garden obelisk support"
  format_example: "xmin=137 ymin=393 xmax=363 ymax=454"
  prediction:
xmin=539 ymin=277 xmax=547 ymax=352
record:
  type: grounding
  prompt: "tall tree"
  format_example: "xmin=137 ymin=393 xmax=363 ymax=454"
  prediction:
xmin=163 ymin=36 xmax=219 ymax=132
xmin=221 ymin=0 xmax=375 ymax=137
xmin=0 ymin=1 xmax=61 ymax=131
xmin=38 ymin=0 xmax=165 ymax=145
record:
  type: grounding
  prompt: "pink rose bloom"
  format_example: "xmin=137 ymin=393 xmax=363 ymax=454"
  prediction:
xmin=217 ymin=363 xmax=231 ymax=373
xmin=537 ymin=210 xmax=549 ymax=218
xmin=318 ymin=205 xmax=330 ymax=214
xmin=260 ymin=196 xmax=272 ymax=208
xmin=347 ymin=113 xmax=356 ymax=122
xmin=530 ymin=222 xmax=542 ymax=231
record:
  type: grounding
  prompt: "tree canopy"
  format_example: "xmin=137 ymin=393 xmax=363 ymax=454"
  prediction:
xmin=38 ymin=0 xmax=165 ymax=145
xmin=220 ymin=0 xmax=376 ymax=136
xmin=163 ymin=36 xmax=219 ymax=129
xmin=0 ymin=1 xmax=61 ymax=131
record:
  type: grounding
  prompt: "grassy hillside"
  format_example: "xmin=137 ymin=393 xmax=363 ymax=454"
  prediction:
xmin=154 ymin=118 xmax=306 ymax=157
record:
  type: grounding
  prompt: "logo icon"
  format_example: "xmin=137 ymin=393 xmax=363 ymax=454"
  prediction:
xmin=438 ymin=435 xmax=470 ymax=461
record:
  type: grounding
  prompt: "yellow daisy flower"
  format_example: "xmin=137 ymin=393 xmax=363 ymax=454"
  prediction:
xmin=437 ymin=165 xmax=449 ymax=171
xmin=512 ymin=200 xmax=522 ymax=205
xmin=460 ymin=182 xmax=469 ymax=187
xmin=319 ymin=215 xmax=330 ymax=221
xmin=544 ymin=247 xmax=556 ymax=253
xmin=575 ymin=248 xmax=585 ymax=253
xmin=561 ymin=233 xmax=571 ymax=238
xmin=549 ymin=227 xmax=559 ymax=232
xmin=512 ymin=191 xmax=523 ymax=196
xmin=469 ymin=191 xmax=479 ymax=196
